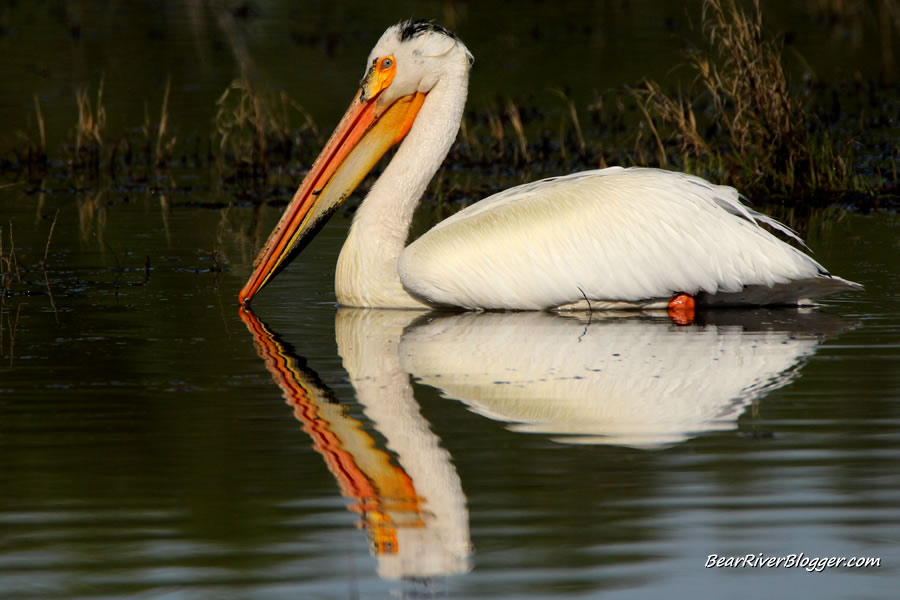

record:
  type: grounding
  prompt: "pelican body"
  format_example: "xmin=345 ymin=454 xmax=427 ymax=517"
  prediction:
xmin=238 ymin=20 xmax=860 ymax=311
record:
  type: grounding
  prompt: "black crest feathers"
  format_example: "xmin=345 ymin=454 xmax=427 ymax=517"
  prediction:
xmin=398 ymin=19 xmax=458 ymax=42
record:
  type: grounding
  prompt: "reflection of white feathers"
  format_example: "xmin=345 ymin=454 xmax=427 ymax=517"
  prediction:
xmin=329 ymin=307 xmax=848 ymax=577
xmin=335 ymin=309 xmax=471 ymax=580
xmin=398 ymin=311 xmax=837 ymax=448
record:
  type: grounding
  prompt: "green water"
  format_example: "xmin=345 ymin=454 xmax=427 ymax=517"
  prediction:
xmin=1 ymin=189 xmax=898 ymax=598
xmin=2 ymin=2 xmax=899 ymax=599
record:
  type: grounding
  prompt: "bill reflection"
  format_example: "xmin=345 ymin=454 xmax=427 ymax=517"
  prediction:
xmin=240 ymin=308 xmax=471 ymax=582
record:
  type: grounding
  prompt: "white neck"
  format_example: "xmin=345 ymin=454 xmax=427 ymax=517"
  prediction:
xmin=334 ymin=308 xmax=472 ymax=577
xmin=335 ymin=63 xmax=469 ymax=308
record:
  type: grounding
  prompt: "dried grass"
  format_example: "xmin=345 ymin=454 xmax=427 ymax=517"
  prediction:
xmin=153 ymin=76 xmax=176 ymax=168
xmin=632 ymin=0 xmax=857 ymax=193
xmin=549 ymin=89 xmax=586 ymax=159
xmin=73 ymin=80 xmax=107 ymax=170
xmin=505 ymin=98 xmax=530 ymax=163
xmin=0 ymin=222 xmax=22 ymax=296
xmin=214 ymin=74 xmax=318 ymax=177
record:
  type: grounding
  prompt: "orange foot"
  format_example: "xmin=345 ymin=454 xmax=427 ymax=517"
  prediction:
xmin=667 ymin=292 xmax=696 ymax=326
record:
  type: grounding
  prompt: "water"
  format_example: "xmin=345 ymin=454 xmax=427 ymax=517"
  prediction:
xmin=1 ymin=188 xmax=898 ymax=598
xmin=2 ymin=2 xmax=900 ymax=599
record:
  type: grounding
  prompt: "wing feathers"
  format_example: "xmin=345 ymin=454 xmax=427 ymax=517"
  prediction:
xmin=399 ymin=167 xmax=857 ymax=309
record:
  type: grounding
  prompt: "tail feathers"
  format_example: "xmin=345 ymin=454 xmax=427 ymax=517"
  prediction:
xmin=700 ymin=275 xmax=863 ymax=307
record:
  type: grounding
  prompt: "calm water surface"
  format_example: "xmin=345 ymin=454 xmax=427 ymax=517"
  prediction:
xmin=1 ymin=188 xmax=898 ymax=599
xmin=2 ymin=2 xmax=899 ymax=599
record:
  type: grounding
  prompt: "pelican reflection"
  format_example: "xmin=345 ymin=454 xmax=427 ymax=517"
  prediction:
xmin=240 ymin=308 xmax=471 ymax=581
xmin=240 ymin=305 xmax=850 ymax=581
xmin=399 ymin=309 xmax=851 ymax=448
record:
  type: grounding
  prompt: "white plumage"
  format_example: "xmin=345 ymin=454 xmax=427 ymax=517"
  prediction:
xmin=397 ymin=310 xmax=846 ymax=447
xmin=239 ymin=21 xmax=861 ymax=311
xmin=400 ymin=167 xmax=857 ymax=309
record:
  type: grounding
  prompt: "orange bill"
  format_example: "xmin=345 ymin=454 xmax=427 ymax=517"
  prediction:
xmin=238 ymin=86 xmax=427 ymax=305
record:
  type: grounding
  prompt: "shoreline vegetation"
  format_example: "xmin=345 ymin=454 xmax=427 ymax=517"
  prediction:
xmin=1 ymin=0 xmax=898 ymax=211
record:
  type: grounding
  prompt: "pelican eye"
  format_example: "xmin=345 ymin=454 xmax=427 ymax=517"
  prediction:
xmin=380 ymin=57 xmax=394 ymax=70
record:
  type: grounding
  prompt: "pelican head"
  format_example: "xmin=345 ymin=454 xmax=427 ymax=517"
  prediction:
xmin=239 ymin=20 xmax=472 ymax=305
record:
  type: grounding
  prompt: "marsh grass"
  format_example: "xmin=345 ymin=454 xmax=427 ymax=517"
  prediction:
xmin=214 ymin=74 xmax=319 ymax=179
xmin=505 ymin=99 xmax=530 ymax=164
xmin=484 ymin=102 xmax=506 ymax=161
xmin=39 ymin=209 xmax=59 ymax=269
xmin=549 ymin=89 xmax=586 ymax=160
xmin=0 ymin=0 xmax=895 ymax=207
xmin=10 ymin=95 xmax=48 ymax=177
xmin=455 ymin=96 xmax=564 ymax=169
xmin=0 ymin=208 xmax=63 ymax=326
xmin=631 ymin=0 xmax=866 ymax=195
xmin=0 ymin=222 xmax=23 ymax=299
xmin=0 ymin=205 xmax=61 ymax=304
xmin=148 ymin=76 xmax=176 ymax=169
xmin=41 ymin=210 xmax=61 ymax=322
xmin=458 ymin=118 xmax=481 ymax=162
xmin=72 ymin=81 xmax=107 ymax=172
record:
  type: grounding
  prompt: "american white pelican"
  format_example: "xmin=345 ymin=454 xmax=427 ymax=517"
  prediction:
xmin=238 ymin=20 xmax=861 ymax=313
